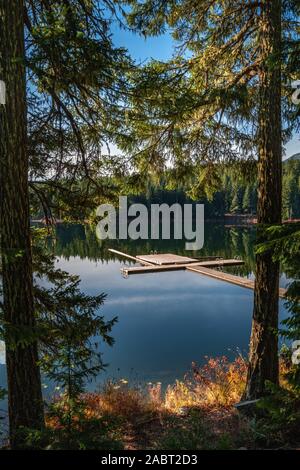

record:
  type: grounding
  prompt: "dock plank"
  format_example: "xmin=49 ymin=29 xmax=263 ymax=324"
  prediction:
xmin=111 ymin=248 xmax=286 ymax=299
xmin=121 ymin=259 xmax=244 ymax=275
xmin=108 ymin=248 xmax=154 ymax=266
xmin=186 ymin=265 xmax=286 ymax=298
xmin=136 ymin=253 xmax=198 ymax=265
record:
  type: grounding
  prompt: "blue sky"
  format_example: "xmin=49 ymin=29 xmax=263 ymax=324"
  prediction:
xmin=285 ymin=136 xmax=299 ymax=158
xmin=112 ymin=26 xmax=174 ymax=63
xmin=112 ymin=25 xmax=299 ymax=159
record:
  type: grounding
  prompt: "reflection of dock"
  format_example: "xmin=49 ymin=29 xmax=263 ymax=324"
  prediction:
xmin=108 ymin=249 xmax=286 ymax=298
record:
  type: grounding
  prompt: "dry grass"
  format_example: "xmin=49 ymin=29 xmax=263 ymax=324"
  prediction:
xmin=47 ymin=356 xmax=249 ymax=426
xmin=79 ymin=356 xmax=248 ymax=422
xmin=165 ymin=356 xmax=247 ymax=412
xmin=47 ymin=355 xmax=295 ymax=449
xmin=57 ymin=356 xmax=250 ymax=449
xmin=83 ymin=381 xmax=158 ymax=420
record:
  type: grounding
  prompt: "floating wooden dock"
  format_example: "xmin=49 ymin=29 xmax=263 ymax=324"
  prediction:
xmin=108 ymin=249 xmax=286 ymax=298
xmin=187 ymin=265 xmax=286 ymax=299
xmin=136 ymin=253 xmax=198 ymax=265
xmin=108 ymin=248 xmax=154 ymax=265
xmin=121 ymin=259 xmax=244 ymax=275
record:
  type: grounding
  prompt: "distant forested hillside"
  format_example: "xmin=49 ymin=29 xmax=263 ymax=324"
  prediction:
xmin=129 ymin=154 xmax=300 ymax=220
xmin=32 ymin=155 xmax=300 ymax=221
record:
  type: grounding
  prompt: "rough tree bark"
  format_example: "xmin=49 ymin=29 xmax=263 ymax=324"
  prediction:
xmin=0 ymin=0 xmax=44 ymax=446
xmin=244 ymin=0 xmax=282 ymax=399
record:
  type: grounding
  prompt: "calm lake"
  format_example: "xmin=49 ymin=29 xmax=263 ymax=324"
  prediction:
xmin=49 ymin=223 xmax=289 ymax=387
xmin=0 ymin=223 xmax=289 ymax=392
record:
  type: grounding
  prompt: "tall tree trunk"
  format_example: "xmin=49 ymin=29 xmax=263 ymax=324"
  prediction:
xmin=0 ymin=0 xmax=44 ymax=447
xmin=244 ymin=0 xmax=282 ymax=399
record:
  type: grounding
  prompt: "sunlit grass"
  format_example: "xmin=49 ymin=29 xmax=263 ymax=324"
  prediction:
xmin=43 ymin=355 xmax=296 ymax=450
xmin=165 ymin=356 xmax=247 ymax=411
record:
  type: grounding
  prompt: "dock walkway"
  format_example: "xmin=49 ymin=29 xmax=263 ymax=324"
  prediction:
xmin=108 ymin=248 xmax=286 ymax=298
xmin=187 ymin=265 xmax=286 ymax=298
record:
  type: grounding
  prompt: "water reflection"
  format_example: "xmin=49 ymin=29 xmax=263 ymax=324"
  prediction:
xmin=51 ymin=223 xmax=287 ymax=386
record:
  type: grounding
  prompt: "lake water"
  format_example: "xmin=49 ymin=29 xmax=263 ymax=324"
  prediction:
xmin=48 ymin=223 xmax=288 ymax=387
xmin=0 ymin=223 xmax=289 ymax=393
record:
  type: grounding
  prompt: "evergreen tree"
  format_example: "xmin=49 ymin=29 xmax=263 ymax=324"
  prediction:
xmin=230 ymin=189 xmax=240 ymax=214
xmin=283 ymin=173 xmax=294 ymax=219
xmin=25 ymin=0 xmax=132 ymax=218
xmin=224 ymin=175 xmax=233 ymax=213
xmin=0 ymin=0 xmax=45 ymax=447
xmin=119 ymin=0 xmax=299 ymax=398
xmin=247 ymin=0 xmax=283 ymax=397
xmin=282 ymin=159 xmax=300 ymax=219
xmin=251 ymin=184 xmax=258 ymax=215
xmin=243 ymin=185 xmax=252 ymax=213
xmin=1 ymin=0 xmax=132 ymax=446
